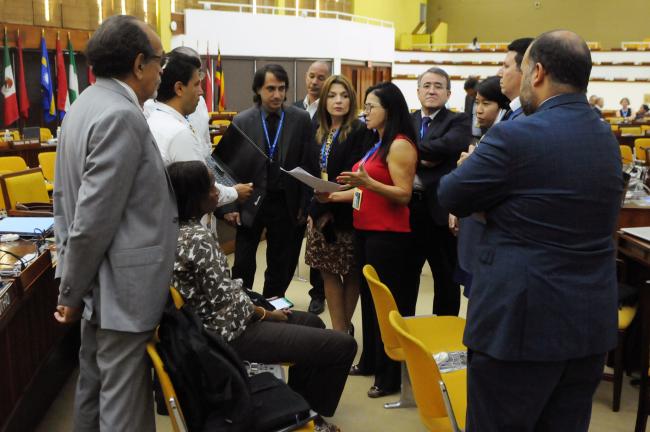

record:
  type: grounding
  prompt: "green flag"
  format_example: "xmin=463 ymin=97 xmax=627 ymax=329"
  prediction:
xmin=67 ymin=38 xmax=78 ymax=105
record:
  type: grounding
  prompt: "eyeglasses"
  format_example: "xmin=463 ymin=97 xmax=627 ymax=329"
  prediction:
xmin=363 ymin=103 xmax=382 ymax=113
xmin=147 ymin=54 xmax=167 ymax=68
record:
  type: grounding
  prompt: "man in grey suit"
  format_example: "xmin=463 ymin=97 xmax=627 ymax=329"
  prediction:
xmin=439 ymin=31 xmax=623 ymax=431
xmin=53 ymin=15 xmax=178 ymax=432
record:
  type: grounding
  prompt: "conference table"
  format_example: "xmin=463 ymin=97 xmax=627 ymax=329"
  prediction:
xmin=0 ymin=239 xmax=78 ymax=432
xmin=0 ymin=141 xmax=57 ymax=169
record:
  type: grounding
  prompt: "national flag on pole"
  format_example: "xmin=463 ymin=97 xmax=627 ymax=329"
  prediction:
xmin=16 ymin=30 xmax=29 ymax=120
xmin=87 ymin=65 xmax=96 ymax=85
xmin=40 ymin=34 xmax=56 ymax=123
xmin=204 ymin=50 xmax=213 ymax=112
xmin=215 ymin=48 xmax=226 ymax=111
xmin=55 ymin=34 xmax=68 ymax=119
xmin=67 ymin=37 xmax=79 ymax=104
xmin=2 ymin=31 xmax=19 ymax=126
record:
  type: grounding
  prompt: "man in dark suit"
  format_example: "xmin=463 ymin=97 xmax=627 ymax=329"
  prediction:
xmin=407 ymin=67 xmax=472 ymax=316
xmin=438 ymin=31 xmax=623 ymax=431
xmin=498 ymin=37 xmax=533 ymax=121
xmin=225 ymin=64 xmax=316 ymax=298
xmin=291 ymin=60 xmax=329 ymax=314
xmin=463 ymin=77 xmax=481 ymax=140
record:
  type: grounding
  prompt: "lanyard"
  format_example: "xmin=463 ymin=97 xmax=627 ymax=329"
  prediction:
xmin=320 ymin=129 xmax=340 ymax=172
xmin=359 ymin=140 xmax=381 ymax=167
xmin=261 ymin=110 xmax=285 ymax=159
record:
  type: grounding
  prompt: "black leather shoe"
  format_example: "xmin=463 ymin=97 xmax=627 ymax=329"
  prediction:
xmin=367 ymin=385 xmax=398 ymax=399
xmin=308 ymin=297 xmax=325 ymax=315
xmin=349 ymin=364 xmax=371 ymax=376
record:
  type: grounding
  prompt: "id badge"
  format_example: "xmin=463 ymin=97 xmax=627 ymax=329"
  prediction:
xmin=352 ymin=188 xmax=363 ymax=211
xmin=320 ymin=171 xmax=328 ymax=181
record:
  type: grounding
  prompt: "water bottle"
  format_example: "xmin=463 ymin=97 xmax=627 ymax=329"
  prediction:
xmin=3 ymin=129 xmax=11 ymax=142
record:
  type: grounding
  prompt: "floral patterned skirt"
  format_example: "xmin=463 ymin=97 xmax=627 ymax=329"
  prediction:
xmin=305 ymin=224 xmax=356 ymax=276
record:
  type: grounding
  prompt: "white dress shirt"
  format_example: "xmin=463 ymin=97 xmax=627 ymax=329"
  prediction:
xmin=146 ymin=100 xmax=237 ymax=206
xmin=302 ymin=95 xmax=319 ymax=119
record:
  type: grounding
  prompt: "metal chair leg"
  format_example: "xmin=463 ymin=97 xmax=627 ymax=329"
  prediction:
xmin=384 ymin=362 xmax=416 ymax=409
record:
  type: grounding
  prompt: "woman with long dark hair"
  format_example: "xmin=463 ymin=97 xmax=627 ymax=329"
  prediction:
xmin=305 ymin=75 xmax=372 ymax=334
xmin=316 ymin=81 xmax=418 ymax=398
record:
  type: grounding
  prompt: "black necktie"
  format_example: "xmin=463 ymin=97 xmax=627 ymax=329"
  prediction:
xmin=266 ymin=112 xmax=279 ymax=142
xmin=503 ymin=109 xmax=513 ymax=121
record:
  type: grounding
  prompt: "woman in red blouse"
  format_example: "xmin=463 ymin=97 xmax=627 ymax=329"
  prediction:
xmin=317 ymin=82 xmax=418 ymax=399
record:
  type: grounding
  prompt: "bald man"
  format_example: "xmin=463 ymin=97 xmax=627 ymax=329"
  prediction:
xmin=291 ymin=61 xmax=330 ymax=314
xmin=439 ymin=31 xmax=622 ymax=431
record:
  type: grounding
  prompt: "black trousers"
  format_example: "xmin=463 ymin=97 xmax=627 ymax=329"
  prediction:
xmin=292 ymin=223 xmax=325 ymax=300
xmin=232 ymin=192 xmax=296 ymax=298
xmin=355 ymin=229 xmax=414 ymax=392
xmin=466 ymin=350 xmax=606 ymax=432
xmin=406 ymin=195 xmax=460 ymax=316
xmin=229 ymin=311 xmax=357 ymax=417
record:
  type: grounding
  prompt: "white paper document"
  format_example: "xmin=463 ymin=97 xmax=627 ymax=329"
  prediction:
xmin=621 ymin=227 xmax=650 ymax=243
xmin=281 ymin=167 xmax=349 ymax=193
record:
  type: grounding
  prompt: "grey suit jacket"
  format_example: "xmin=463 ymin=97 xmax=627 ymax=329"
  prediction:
xmin=54 ymin=78 xmax=179 ymax=333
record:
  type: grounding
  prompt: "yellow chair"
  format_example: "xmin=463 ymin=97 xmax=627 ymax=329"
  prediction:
xmin=0 ymin=156 xmax=28 ymax=173
xmin=38 ymin=152 xmax=56 ymax=192
xmin=0 ymin=168 xmax=52 ymax=215
xmin=642 ymin=125 xmax=650 ymax=133
xmin=611 ymin=305 xmax=637 ymax=412
xmin=608 ymin=117 xmax=624 ymax=125
xmin=212 ymin=135 xmax=223 ymax=149
xmin=389 ymin=311 xmax=467 ymax=432
xmin=621 ymin=126 xmax=642 ymax=136
xmin=611 ymin=124 xmax=619 ymax=132
xmin=170 ymin=286 xmax=185 ymax=309
xmin=211 ymin=119 xmax=231 ymax=127
xmin=621 ymin=145 xmax=634 ymax=164
xmin=363 ymin=264 xmax=466 ymax=409
xmin=147 ymin=338 xmax=189 ymax=432
xmin=40 ymin=128 xmax=53 ymax=142
xmin=635 ymin=138 xmax=650 ymax=162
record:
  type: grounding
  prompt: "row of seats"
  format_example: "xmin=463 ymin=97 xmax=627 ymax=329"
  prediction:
xmin=611 ymin=125 xmax=650 ymax=135
xmin=0 ymin=128 xmax=55 ymax=143
xmin=0 ymin=154 xmax=55 ymax=214
xmin=621 ymin=138 xmax=650 ymax=163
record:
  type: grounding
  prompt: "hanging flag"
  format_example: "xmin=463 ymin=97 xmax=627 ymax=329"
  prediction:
xmin=55 ymin=34 xmax=68 ymax=120
xmin=67 ymin=36 xmax=79 ymax=104
xmin=16 ymin=30 xmax=29 ymax=120
xmin=87 ymin=65 xmax=96 ymax=85
xmin=215 ymin=48 xmax=226 ymax=111
xmin=2 ymin=31 xmax=19 ymax=126
xmin=40 ymin=34 xmax=56 ymax=123
xmin=204 ymin=49 xmax=213 ymax=112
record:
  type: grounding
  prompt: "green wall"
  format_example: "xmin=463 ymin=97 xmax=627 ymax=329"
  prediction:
xmin=426 ymin=0 xmax=650 ymax=49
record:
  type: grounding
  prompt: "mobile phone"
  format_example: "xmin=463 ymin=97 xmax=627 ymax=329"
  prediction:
xmin=268 ymin=297 xmax=294 ymax=310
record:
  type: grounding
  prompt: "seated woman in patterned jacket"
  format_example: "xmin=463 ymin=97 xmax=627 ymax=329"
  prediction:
xmin=167 ymin=161 xmax=357 ymax=432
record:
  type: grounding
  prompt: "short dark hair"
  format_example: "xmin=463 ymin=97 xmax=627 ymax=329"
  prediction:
xmin=167 ymin=161 xmax=211 ymax=222
xmin=527 ymin=31 xmax=592 ymax=93
xmin=364 ymin=82 xmax=417 ymax=162
xmin=418 ymin=67 xmax=451 ymax=90
xmin=157 ymin=51 xmax=202 ymax=102
xmin=507 ymin=37 xmax=534 ymax=70
xmin=86 ymin=15 xmax=156 ymax=79
xmin=464 ymin=77 xmax=479 ymax=91
xmin=252 ymin=64 xmax=289 ymax=104
xmin=477 ymin=76 xmax=510 ymax=110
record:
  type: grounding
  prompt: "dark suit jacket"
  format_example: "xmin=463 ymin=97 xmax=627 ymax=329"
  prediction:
xmin=438 ymin=93 xmax=624 ymax=361
xmin=224 ymin=104 xmax=317 ymax=226
xmin=411 ymin=108 xmax=472 ymax=225
xmin=308 ymin=120 xmax=374 ymax=230
xmin=293 ymin=98 xmax=319 ymax=130
xmin=464 ymin=94 xmax=476 ymax=116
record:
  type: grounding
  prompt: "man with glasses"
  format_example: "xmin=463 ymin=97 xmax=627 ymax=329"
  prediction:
xmin=407 ymin=67 xmax=472 ymax=316
xmin=53 ymin=16 xmax=178 ymax=431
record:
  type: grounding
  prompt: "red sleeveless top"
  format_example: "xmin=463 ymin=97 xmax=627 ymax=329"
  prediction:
xmin=352 ymin=134 xmax=413 ymax=232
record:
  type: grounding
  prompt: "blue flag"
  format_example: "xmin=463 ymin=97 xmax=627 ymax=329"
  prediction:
xmin=40 ymin=35 xmax=56 ymax=123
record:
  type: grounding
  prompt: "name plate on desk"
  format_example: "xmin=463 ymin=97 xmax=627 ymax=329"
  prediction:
xmin=10 ymin=139 xmax=40 ymax=149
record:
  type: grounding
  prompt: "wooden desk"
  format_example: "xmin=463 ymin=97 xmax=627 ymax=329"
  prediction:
xmin=0 ymin=145 xmax=56 ymax=168
xmin=616 ymin=231 xmax=650 ymax=431
xmin=620 ymin=203 xmax=650 ymax=228
xmin=0 ymin=243 xmax=79 ymax=432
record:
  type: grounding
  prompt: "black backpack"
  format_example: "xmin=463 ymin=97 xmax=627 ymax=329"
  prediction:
xmin=155 ymin=304 xmax=312 ymax=432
